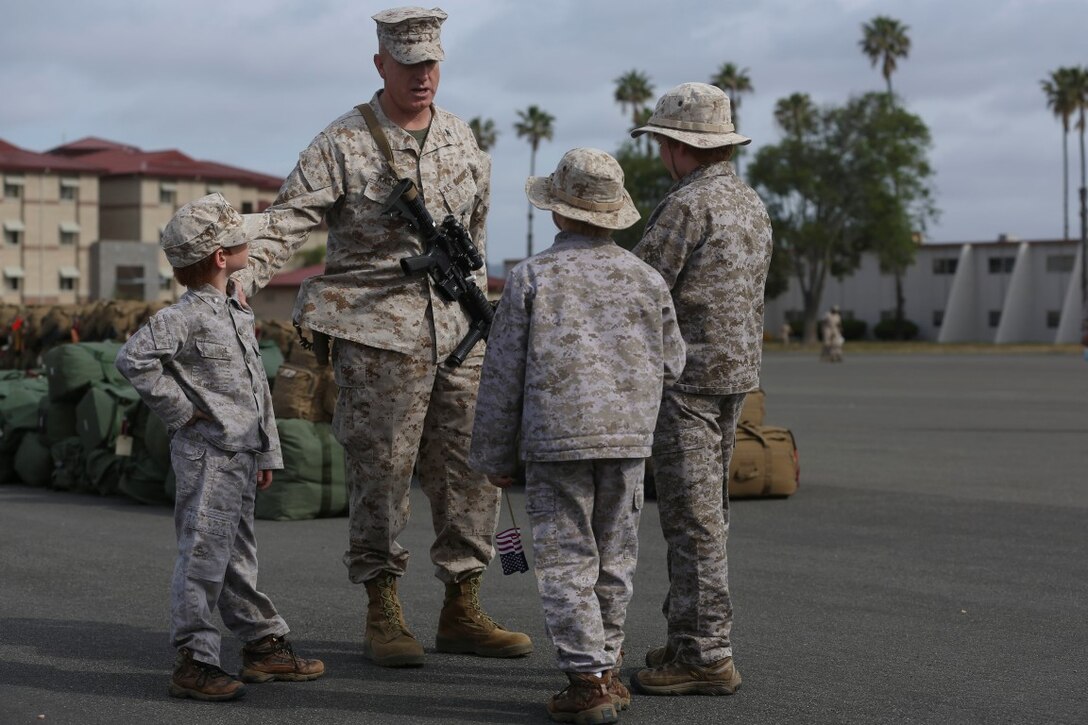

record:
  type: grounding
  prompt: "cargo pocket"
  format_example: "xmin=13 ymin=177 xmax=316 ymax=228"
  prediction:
xmin=195 ymin=339 xmax=233 ymax=393
xmin=183 ymin=507 xmax=236 ymax=583
xmin=622 ymin=480 xmax=644 ymax=562
xmin=437 ymin=169 xmax=476 ymax=218
xmin=524 ymin=485 xmax=558 ymax=568
xmin=652 ymin=424 xmax=711 ymax=457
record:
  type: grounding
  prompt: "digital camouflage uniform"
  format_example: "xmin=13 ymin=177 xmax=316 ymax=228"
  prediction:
xmin=634 ymin=158 xmax=773 ymax=666
xmin=470 ymin=229 xmax=686 ymax=673
xmin=234 ymin=93 xmax=498 ymax=586
xmin=117 ymin=283 xmax=287 ymax=668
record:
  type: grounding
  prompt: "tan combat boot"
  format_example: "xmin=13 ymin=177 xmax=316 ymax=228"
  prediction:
xmin=643 ymin=644 xmax=675 ymax=668
xmin=363 ymin=573 xmax=424 ymax=667
xmin=435 ymin=574 xmax=533 ymax=657
xmin=169 ymin=647 xmax=246 ymax=701
xmin=240 ymin=634 xmax=325 ymax=682
xmin=634 ymin=655 xmax=742 ymax=696
xmin=546 ymin=671 xmax=619 ymax=724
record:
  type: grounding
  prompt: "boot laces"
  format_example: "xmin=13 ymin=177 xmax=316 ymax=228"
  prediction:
xmin=192 ymin=659 xmax=232 ymax=687
xmin=379 ymin=579 xmax=403 ymax=629
xmin=465 ymin=578 xmax=499 ymax=628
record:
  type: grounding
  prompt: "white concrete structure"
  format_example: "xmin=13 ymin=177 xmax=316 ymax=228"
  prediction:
xmin=765 ymin=238 xmax=1084 ymax=343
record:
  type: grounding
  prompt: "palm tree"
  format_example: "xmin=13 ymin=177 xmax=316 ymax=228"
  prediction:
xmin=860 ymin=15 xmax=911 ymax=334
xmin=773 ymin=93 xmax=817 ymax=141
xmin=514 ymin=105 xmax=555 ymax=257
xmin=859 ymin=16 xmax=911 ymax=98
xmin=614 ymin=70 xmax=654 ymax=154
xmin=1064 ymin=67 xmax=1088 ymax=309
xmin=468 ymin=117 xmax=499 ymax=153
xmin=1042 ymin=67 xmax=1079 ymax=239
xmin=710 ymin=62 xmax=753 ymax=171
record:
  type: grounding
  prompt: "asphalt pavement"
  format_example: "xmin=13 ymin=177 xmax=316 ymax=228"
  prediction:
xmin=1 ymin=350 xmax=1086 ymax=724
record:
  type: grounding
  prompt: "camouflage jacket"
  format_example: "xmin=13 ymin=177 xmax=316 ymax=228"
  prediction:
xmin=634 ymin=160 xmax=772 ymax=395
xmin=116 ymin=285 xmax=282 ymax=469
xmin=469 ymin=233 xmax=686 ymax=474
xmin=235 ymin=92 xmax=491 ymax=360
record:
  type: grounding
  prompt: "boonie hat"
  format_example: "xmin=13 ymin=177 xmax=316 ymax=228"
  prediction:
xmin=160 ymin=193 xmax=247 ymax=268
xmin=373 ymin=6 xmax=447 ymax=64
xmin=632 ymin=82 xmax=751 ymax=149
xmin=525 ymin=148 xmax=640 ymax=230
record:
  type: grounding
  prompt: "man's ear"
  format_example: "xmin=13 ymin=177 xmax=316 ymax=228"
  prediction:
xmin=214 ymin=248 xmax=228 ymax=270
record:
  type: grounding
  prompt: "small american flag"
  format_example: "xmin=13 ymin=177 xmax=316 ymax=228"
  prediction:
xmin=496 ymin=527 xmax=529 ymax=575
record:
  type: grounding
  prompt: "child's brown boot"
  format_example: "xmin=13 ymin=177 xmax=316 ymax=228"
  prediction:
xmin=240 ymin=634 xmax=325 ymax=683
xmin=169 ymin=648 xmax=246 ymax=701
xmin=546 ymin=671 xmax=619 ymax=724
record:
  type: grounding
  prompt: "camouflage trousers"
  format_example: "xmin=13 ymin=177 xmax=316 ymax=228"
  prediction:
xmin=650 ymin=389 xmax=746 ymax=665
xmin=525 ymin=458 xmax=644 ymax=673
xmin=169 ymin=428 xmax=288 ymax=666
xmin=332 ymin=340 xmax=500 ymax=585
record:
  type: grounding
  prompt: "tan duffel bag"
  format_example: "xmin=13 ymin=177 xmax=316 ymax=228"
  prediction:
xmin=727 ymin=423 xmax=799 ymax=498
xmin=271 ymin=362 xmax=334 ymax=422
xmin=739 ymin=388 xmax=765 ymax=426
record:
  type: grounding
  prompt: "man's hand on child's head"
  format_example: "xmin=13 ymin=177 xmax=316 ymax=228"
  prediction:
xmin=257 ymin=470 xmax=273 ymax=490
xmin=488 ymin=475 xmax=514 ymax=489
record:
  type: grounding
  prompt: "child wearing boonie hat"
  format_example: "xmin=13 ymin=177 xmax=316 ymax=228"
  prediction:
xmin=117 ymin=193 xmax=324 ymax=702
xmin=469 ymin=148 xmax=686 ymax=724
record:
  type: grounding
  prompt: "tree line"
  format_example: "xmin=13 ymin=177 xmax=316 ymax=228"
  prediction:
xmin=470 ymin=16 xmax=1085 ymax=342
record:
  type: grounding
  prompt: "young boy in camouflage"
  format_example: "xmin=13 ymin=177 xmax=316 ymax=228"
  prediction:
xmin=469 ymin=149 xmax=686 ymax=724
xmin=117 ymin=194 xmax=324 ymax=701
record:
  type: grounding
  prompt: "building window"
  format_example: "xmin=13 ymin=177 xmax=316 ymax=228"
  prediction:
xmin=160 ymin=182 xmax=177 ymax=205
xmin=59 ymin=222 xmax=80 ymax=245
xmin=932 ymin=258 xmax=958 ymax=275
xmin=933 ymin=310 xmax=944 ymax=327
xmin=4 ymin=230 xmax=18 ymax=246
xmin=60 ymin=178 xmax=80 ymax=200
xmin=60 ymin=276 xmax=75 ymax=291
xmin=241 ymin=201 xmax=254 ymax=213
xmin=1046 ymin=254 xmax=1075 ymax=273
xmin=1046 ymin=310 xmax=1061 ymax=329
xmin=3 ymin=182 xmax=22 ymax=199
xmin=3 ymin=266 xmax=24 ymax=290
xmin=988 ymin=256 xmax=1015 ymax=274
xmin=988 ymin=310 xmax=1001 ymax=327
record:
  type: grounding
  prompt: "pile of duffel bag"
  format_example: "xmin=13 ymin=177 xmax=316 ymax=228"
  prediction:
xmin=727 ymin=388 xmax=800 ymax=499
xmin=0 ymin=331 xmax=349 ymax=522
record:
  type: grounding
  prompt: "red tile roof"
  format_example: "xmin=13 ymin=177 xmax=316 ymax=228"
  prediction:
xmin=0 ymin=138 xmax=105 ymax=174
xmin=47 ymin=137 xmax=284 ymax=190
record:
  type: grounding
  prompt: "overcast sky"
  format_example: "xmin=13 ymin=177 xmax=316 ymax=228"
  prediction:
xmin=3 ymin=0 xmax=1087 ymax=269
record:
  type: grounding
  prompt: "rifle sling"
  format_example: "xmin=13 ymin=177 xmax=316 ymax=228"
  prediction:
xmin=356 ymin=103 xmax=399 ymax=176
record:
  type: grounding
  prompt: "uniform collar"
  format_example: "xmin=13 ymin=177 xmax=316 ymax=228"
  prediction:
xmin=368 ymin=91 xmax=454 ymax=157
xmin=187 ymin=283 xmax=231 ymax=310
xmin=551 ymin=231 xmax=615 ymax=249
xmin=672 ymin=159 xmax=735 ymax=192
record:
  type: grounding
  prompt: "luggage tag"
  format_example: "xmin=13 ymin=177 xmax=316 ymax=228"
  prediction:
xmin=115 ymin=420 xmax=134 ymax=457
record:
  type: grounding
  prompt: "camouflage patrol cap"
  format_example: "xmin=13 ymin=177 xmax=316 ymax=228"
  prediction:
xmin=160 ymin=193 xmax=247 ymax=269
xmin=525 ymin=148 xmax=640 ymax=230
xmin=373 ymin=6 xmax=447 ymax=64
xmin=632 ymin=82 xmax=751 ymax=149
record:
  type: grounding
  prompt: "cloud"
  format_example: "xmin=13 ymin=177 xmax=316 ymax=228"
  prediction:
xmin=2 ymin=0 xmax=1087 ymax=264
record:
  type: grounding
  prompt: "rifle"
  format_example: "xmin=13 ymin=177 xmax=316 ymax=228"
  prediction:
xmin=383 ymin=178 xmax=494 ymax=367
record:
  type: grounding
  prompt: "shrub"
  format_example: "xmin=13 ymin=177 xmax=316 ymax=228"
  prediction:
xmin=841 ymin=318 xmax=867 ymax=340
xmin=873 ymin=318 xmax=919 ymax=341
